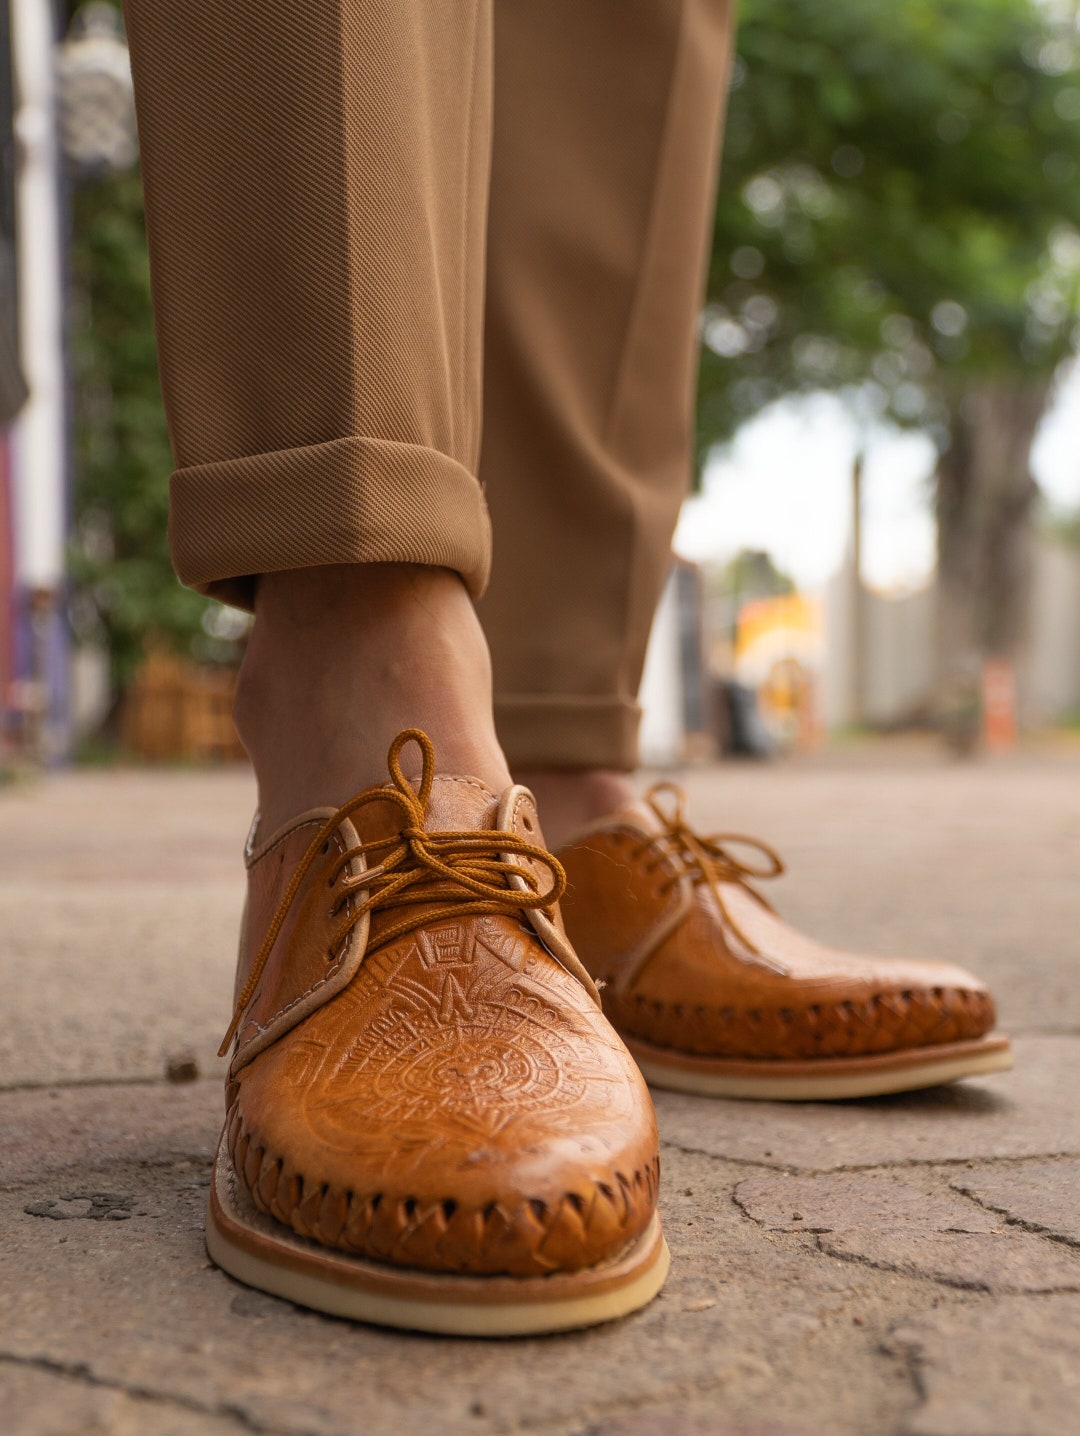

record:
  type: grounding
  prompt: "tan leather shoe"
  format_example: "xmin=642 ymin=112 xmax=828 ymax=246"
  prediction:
xmin=206 ymin=731 xmax=667 ymax=1336
xmin=557 ymin=783 xmax=1012 ymax=1101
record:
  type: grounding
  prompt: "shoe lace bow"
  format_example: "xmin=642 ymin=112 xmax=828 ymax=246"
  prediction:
xmin=638 ymin=781 xmax=785 ymax=958
xmin=220 ymin=729 xmax=566 ymax=1055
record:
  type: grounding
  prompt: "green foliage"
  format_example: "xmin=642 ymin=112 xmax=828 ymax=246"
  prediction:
xmin=700 ymin=0 xmax=1080 ymax=453
xmin=1040 ymin=503 xmax=1080 ymax=547
xmin=718 ymin=548 xmax=796 ymax=598
xmin=68 ymin=165 xmax=222 ymax=691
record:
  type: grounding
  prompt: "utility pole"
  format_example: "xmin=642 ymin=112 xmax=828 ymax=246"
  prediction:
xmin=850 ymin=450 xmax=865 ymax=727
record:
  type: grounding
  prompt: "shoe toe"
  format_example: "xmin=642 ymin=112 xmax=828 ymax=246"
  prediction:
xmin=860 ymin=960 xmax=996 ymax=1050
xmin=226 ymin=954 xmax=659 ymax=1277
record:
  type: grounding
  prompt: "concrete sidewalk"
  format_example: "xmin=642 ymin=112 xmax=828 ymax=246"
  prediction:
xmin=2 ymin=752 xmax=1079 ymax=1435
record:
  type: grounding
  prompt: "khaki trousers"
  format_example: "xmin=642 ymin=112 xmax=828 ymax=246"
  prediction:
xmin=124 ymin=0 xmax=733 ymax=769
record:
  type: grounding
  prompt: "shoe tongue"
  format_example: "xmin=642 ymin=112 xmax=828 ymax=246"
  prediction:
xmin=422 ymin=775 xmax=500 ymax=832
xmin=346 ymin=774 xmax=499 ymax=847
xmin=341 ymin=775 xmax=502 ymax=949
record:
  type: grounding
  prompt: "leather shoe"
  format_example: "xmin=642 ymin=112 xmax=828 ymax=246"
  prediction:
xmin=557 ymin=783 xmax=1012 ymax=1100
xmin=207 ymin=731 xmax=668 ymax=1335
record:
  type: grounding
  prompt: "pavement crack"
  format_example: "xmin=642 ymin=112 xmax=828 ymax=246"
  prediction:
xmin=811 ymin=1237 xmax=995 ymax=1292
xmin=0 ymin=1352 xmax=302 ymax=1436
xmin=881 ymin=1322 xmax=932 ymax=1433
xmin=659 ymin=1138 xmax=789 ymax=1171
xmin=1009 ymin=1025 xmax=1080 ymax=1036
xmin=0 ymin=1076 xmax=182 ymax=1095
xmin=950 ymin=1187 xmax=1080 ymax=1251
xmin=811 ymin=1235 xmax=1080 ymax=1295
xmin=658 ymin=1142 xmax=1080 ymax=1177
xmin=505 ymin=1371 xmax=750 ymax=1436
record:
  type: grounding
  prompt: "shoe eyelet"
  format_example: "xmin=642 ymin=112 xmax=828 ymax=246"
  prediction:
xmin=321 ymin=841 xmax=330 ymax=855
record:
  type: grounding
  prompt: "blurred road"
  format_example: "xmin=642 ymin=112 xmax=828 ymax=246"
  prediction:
xmin=2 ymin=748 xmax=1079 ymax=1434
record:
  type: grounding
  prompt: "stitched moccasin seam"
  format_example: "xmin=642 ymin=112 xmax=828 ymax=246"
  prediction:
xmin=227 ymin=1105 xmax=659 ymax=1278
xmin=614 ymin=986 xmax=995 ymax=1061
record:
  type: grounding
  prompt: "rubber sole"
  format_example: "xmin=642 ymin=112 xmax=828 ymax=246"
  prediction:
xmin=206 ymin=1142 xmax=670 ymax=1337
xmin=621 ymin=1033 xmax=1013 ymax=1101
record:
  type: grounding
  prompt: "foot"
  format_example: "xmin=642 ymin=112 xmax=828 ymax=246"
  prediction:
xmin=235 ymin=564 xmax=513 ymax=835
xmin=208 ymin=731 xmax=668 ymax=1334
xmin=553 ymin=780 xmax=1012 ymax=1100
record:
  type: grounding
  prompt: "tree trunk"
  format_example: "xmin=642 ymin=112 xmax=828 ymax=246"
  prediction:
xmin=935 ymin=381 xmax=1048 ymax=746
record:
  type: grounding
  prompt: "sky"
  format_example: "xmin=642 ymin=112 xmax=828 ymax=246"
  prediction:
xmin=674 ymin=363 xmax=1080 ymax=594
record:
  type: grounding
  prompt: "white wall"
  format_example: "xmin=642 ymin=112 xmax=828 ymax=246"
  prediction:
xmin=826 ymin=537 xmax=1080 ymax=731
xmin=638 ymin=571 xmax=684 ymax=766
xmin=826 ymin=562 xmax=936 ymax=728
xmin=1021 ymin=537 xmax=1080 ymax=726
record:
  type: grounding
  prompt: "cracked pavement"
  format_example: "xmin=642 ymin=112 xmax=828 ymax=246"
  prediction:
xmin=2 ymin=749 xmax=1079 ymax=1435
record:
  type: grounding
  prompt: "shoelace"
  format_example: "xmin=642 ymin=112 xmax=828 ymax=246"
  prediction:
xmin=220 ymin=729 xmax=566 ymax=1055
xmin=635 ymin=781 xmax=785 ymax=959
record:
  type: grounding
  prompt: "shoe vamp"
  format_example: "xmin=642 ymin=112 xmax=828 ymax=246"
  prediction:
xmin=234 ymin=916 xmax=654 ymax=1206
xmin=636 ymin=882 xmax=987 ymax=1007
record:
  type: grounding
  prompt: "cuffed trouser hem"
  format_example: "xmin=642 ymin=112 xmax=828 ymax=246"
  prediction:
xmin=168 ymin=434 xmax=493 ymax=612
xmin=495 ymin=694 xmax=641 ymax=772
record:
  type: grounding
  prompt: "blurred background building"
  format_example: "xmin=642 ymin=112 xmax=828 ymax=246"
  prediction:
xmin=1 ymin=0 xmax=1079 ymax=773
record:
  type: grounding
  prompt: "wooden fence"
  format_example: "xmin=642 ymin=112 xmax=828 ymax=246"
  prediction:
xmin=121 ymin=650 xmax=245 ymax=762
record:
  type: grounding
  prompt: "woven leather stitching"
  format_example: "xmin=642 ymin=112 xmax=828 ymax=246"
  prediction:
xmin=227 ymin=1102 xmax=659 ymax=1276
xmin=613 ymin=985 xmax=995 ymax=1059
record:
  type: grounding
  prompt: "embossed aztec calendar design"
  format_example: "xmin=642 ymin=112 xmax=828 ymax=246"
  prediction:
xmin=290 ymin=917 xmax=623 ymax=1148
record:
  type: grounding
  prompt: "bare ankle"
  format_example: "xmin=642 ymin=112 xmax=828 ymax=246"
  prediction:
xmin=235 ymin=564 xmax=511 ymax=833
xmin=517 ymin=768 xmax=636 ymax=851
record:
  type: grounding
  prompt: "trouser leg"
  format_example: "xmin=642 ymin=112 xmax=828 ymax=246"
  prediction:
xmin=478 ymin=0 xmax=734 ymax=770
xmin=124 ymin=1 xmax=494 ymax=611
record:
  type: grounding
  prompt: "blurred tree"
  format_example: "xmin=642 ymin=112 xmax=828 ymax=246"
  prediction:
xmin=68 ymin=164 xmax=213 ymax=695
xmin=710 ymin=548 xmax=796 ymax=650
xmin=720 ymin=548 xmax=796 ymax=601
xmin=702 ymin=0 xmax=1080 ymax=706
